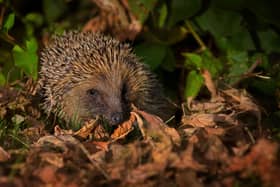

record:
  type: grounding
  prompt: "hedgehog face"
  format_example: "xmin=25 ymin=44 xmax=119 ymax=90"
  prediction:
xmin=61 ymin=74 xmax=130 ymax=126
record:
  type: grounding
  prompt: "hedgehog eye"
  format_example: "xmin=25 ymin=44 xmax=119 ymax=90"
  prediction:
xmin=87 ymin=88 xmax=99 ymax=97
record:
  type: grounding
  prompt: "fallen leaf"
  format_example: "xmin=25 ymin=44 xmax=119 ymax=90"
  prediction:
xmin=226 ymin=139 xmax=280 ymax=186
xmin=54 ymin=125 xmax=74 ymax=136
xmin=0 ymin=146 xmax=10 ymax=162
xmin=202 ymin=69 xmax=217 ymax=99
xmin=74 ymin=118 xmax=99 ymax=139
xmin=34 ymin=165 xmax=57 ymax=184
xmin=136 ymin=110 xmax=181 ymax=146
xmin=110 ymin=112 xmax=136 ymax=140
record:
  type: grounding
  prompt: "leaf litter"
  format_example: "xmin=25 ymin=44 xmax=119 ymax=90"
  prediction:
xmin=0 ymin=1 xmax=278 ymax=186
xmin=0 ymin=2 xmax=280 ymax=183
xmin=0 ymin=74 xmax=279 ymax=187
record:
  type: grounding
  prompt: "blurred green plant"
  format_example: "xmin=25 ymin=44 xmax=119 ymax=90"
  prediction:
xmin=0 ymin=2 xmax=39 ymax=85
xmin=130 ymin=0 xmax=280 ymax=102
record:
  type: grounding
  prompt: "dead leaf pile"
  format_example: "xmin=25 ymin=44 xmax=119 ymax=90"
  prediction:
xmin=0 ymin=75 xmax=280 ymax=186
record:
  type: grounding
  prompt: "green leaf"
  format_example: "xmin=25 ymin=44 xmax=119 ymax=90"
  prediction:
xmin=251 ymin=53 xmax=269 ymax=70
xmin=158 ymin=3 xmax=167 ymax=28
xmin=12 ymin=38 xmax=38 ymax=80
xmin=168 ymin=0 xmax=201 ymax=27
xmin=196 ymin=7 xmax=242 ymax=38
xmin=258 ymin=30 xmax=280 ymax=53
xmin=227 ymin=50 xmax=249 ymax=84
xmin=183 ymin=52 xmax=203 ymax=69
xmin=3 ymin=13 xmax=15 ymax=32
xmin=26 ymin=38 xmax=38 ymax=52
xmin=185 ymin=70 xmax=204 ymax=99
xmin=161 ymin=47 xmax=176 ymax=72
xmin=200 ymin=50 xmax=222 ymax=77
xmin=128 ymin=0 xmax=157 ymax=23
xmin=211 ymin=0 xmax=245 ymax=10
xmin=24 ymin=13 xmax=44 ymax=27
xmin=0 ymin=72 xmax=6 ymax=86
xmin=227 ymin=50 xmax=248 ymax=63
xmin=183 ymin=51 xmax=222 ymax=77
xmin=216 ymin=31 xmax=255 ymax=51
xmin=43 ymin=0 xmax=67 ymax=23
xmin=196 ymin=6 xmax=255 ymax=51
xmin=135 ymin=43 xmax=167 ymax=70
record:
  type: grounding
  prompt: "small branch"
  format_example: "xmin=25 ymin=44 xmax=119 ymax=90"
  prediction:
xmin=243 ymin=126 xmax=256 ymax=144
xmin=185 ymin=20 xmax=207 ymax=51
xmin=232 ymin=58 xmax=263 ymax=86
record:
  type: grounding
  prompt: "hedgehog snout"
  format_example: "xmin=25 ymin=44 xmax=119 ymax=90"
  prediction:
xmin=109 ymin=112 xmax=124 ymax=126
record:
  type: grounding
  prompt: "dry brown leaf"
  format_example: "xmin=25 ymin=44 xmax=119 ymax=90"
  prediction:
xmin=182 ymin=112 xmax=238 ymax=128
xmin=0 ymin=177 xmax=23 ymax=187
xmin=36 ymin=135 xmax=79 ymax=152
xmin=90 ymin=141 xmax=110 ymax=151
xmin=91 ymin=125 xmax=110 ymax=140
xmin=0 ymin=146 xmax=10 ymax=162
xmin=182 ymin=113 xmax=216 ymax=127
xmin=204 ymin=127 xmax=226 ymax=136
xmin=34 ymin=165 xmax=57 ymax=184
xmin=126 ymin=162 xmax=166 ymax=184
xmin=110 ymin=112 xmax=136 ymax=140
xmin=232 ymin=143 xmax=251 ymax=156
xmin=40 ymin=152 xmax=64 ymax=167
xmin=54 ymin=125 xmax=74 ymax=136
xmin=226 ymin=139 xmax=280 ymax=186
xmin=175 ymin=170 xmax=203 ymax=187
xmin=222 ymin=88 xmax=261 ymax=124
xmin=181 ymin=127 xmax=198 ymax=137
xmin=74 ymin=118 xmax=99 ymax=139
xmin=136 ymin=110 xmax=181 ymax=146
xmin=171 ymin=142 xmax=206 ymax=171
xmin=186 ymin=128 xmax=231 ymax=173
xmin=185 ymin=99 xmax=225 ymax=113
xmin=202 ymin=135 xmax=229 ymax=162
xmin=20 ymin=119 xmax=46 ymax=143
xmin=83 ymin=0 xmax=142 ymax=41
xmin=202 ymin=69 xmax=217 ymax=98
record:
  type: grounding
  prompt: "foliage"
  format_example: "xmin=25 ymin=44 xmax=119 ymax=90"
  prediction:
xmin=129 ymin=0 xmax=280 ymax=101
xmin=1 ymin=0 xmax=278 ymax=100
xmin=0 ymin=0 xmax=279 ymax=119
xmin=0 ymin=3 xmax=39 ymax=85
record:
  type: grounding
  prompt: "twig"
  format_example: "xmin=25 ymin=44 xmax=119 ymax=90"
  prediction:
xmin=185 ymin=20 xmax=207 ymax=51
xmin=243 ymin=126 xmax=256 ymax=144
xmin=232 ymin=58 xmax=263 ymax=86
xmin=165 ymin=115 xmax=175 ymax=124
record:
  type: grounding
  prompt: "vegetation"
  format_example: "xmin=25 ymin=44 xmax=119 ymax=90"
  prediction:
xmin=0 ymin=0 xmax=280 ymax=186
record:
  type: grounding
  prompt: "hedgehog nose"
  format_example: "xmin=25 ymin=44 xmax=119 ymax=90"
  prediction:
xmin=111 ymin=112 xmax=123 ymax=126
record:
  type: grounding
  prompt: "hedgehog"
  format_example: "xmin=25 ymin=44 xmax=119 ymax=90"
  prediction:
xmin=39 ymin=31 xmax=172 ymax=126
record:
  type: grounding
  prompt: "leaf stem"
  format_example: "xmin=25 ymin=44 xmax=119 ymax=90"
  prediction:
xmin=185 ymin=20 xmax=207 ymax=51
